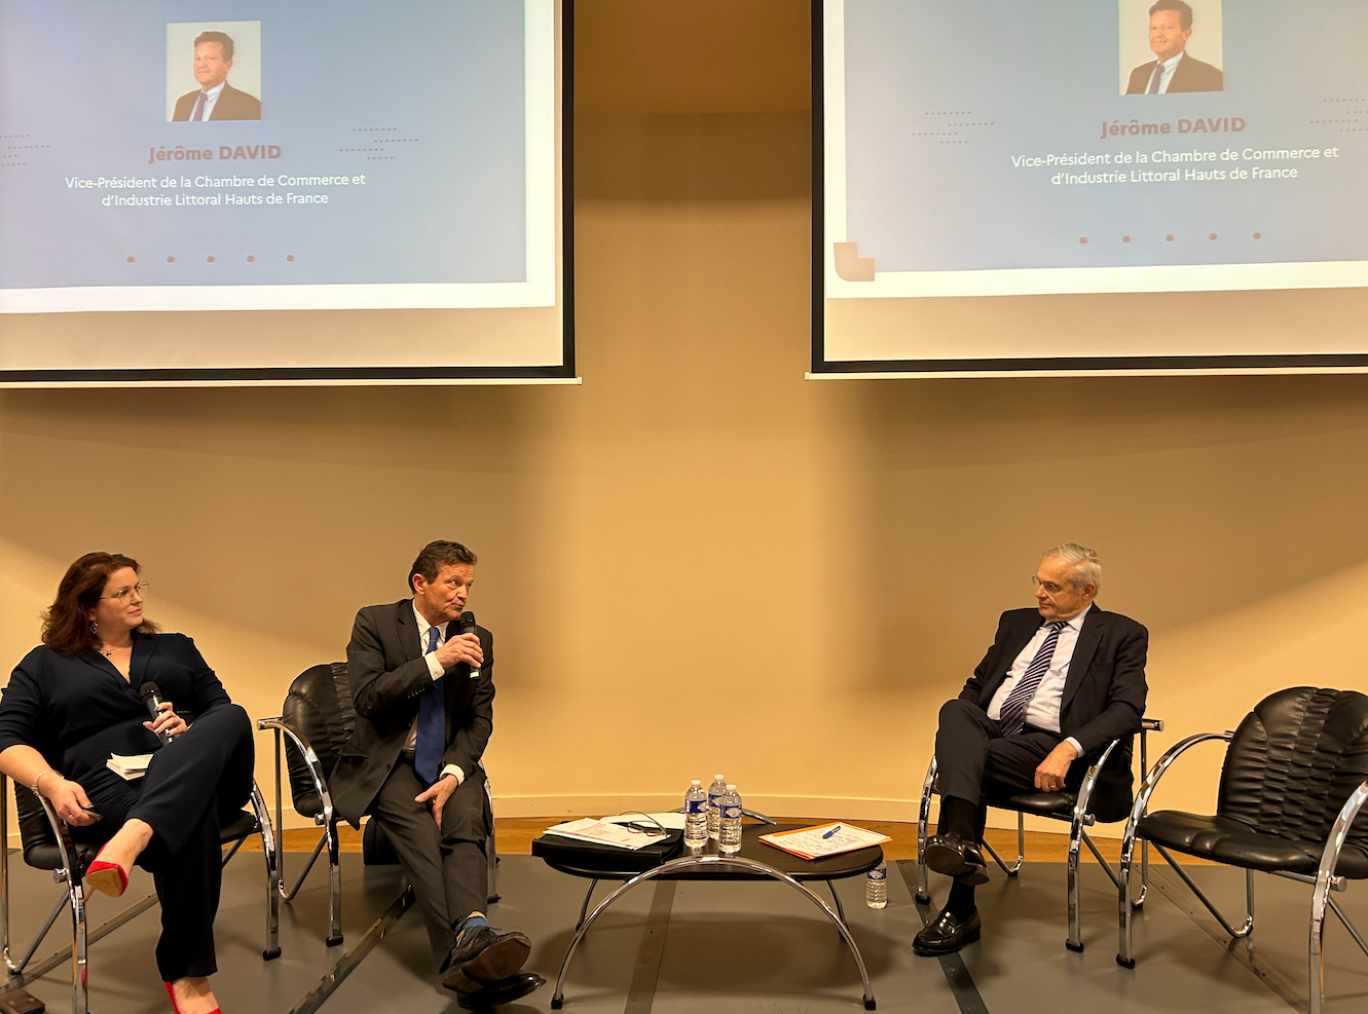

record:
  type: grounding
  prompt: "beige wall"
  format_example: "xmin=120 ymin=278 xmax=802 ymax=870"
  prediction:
xmin=3 ymin=1 xmax=1367 ymax=832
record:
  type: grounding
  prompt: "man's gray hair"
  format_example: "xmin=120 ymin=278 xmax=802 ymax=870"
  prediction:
xmin=1042 ymin=543 xmax=1102 ymax=596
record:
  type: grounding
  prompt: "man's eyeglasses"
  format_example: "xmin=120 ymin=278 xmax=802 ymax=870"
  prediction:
xmin=101 ymin=582 xmax=150 ymax=603
xmin=1031 ymin=577 xmax=1065 ymax=594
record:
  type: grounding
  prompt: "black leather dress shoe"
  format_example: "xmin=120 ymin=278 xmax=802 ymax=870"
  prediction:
xmin=441 ymin=927 xmax=533 ymax=987
xmin=444 ymin=971 xmax=545 ymax=1009
xmin=913 ymin=908 xmax=982 ymax=956
xmin=923 ymin=833 xmax=989 ymax=886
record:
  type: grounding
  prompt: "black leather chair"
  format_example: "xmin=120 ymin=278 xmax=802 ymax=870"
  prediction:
xmin=916 ymin=718 xmax=1162 ymax=951
xmin=258 ymin=662 xmax=500 ymax=950
xmin=1115 ymin=687 xmax=1368 ymax=1014
xmin=0 ymin=773 xmax=279 ymax=1014
xmin=257 ymin=662 xmax=356 ymax=946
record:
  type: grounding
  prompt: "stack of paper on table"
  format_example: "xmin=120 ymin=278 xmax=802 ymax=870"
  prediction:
xmin=759 ymin=822 xmax=890 ymax=860
xmin=106 ymin=753 xmax=152 ymax=780
xmin=543 ymin=817 xmax=665 ymax=850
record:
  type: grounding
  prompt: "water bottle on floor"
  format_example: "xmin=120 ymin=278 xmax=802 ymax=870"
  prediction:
xmin=707 ymin=774 xmax=727 ymax=840
xmin=719 ymin=784 xmax=743 ymax=854
xmin=683 ymin=779 xmax=708 ymax=848
xmin=866 ymin=861 xmax=888 ymax=909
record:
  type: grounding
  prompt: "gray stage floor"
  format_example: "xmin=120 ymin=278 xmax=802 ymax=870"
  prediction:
xmin=3 ymin=848 xmax=1365 ymax=1013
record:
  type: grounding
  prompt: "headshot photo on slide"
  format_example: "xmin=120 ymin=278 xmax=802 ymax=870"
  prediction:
xmin=1119 ymin=0 xmax=1223 ymax=95
xmin=166 ymin=20 xmax=262 ymax=121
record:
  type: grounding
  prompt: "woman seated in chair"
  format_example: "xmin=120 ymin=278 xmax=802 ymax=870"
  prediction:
xmin=0 ymin=552 xmax=254 ymax=1014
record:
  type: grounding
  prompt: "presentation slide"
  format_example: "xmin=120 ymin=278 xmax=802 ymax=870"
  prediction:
xmin=0 ymin=0 xmax=568 ymax=384
xmin=817 ymin=0 xmax=1368 ymax=374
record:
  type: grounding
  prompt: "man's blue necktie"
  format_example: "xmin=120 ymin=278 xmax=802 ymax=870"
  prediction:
xmin=998 ymin=621 xmax=1068 ymax=737
xmin=191 ymin=92 xmax=207 ymax=120
xmin=415 ymin=625 xmax=444 ymax=783
xmin=1147 ymin=63 xmax=1164 ymax=94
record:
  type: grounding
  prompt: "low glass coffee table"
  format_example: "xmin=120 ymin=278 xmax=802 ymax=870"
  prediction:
xmin=532 ymin=822 xmax=883 ymax=1010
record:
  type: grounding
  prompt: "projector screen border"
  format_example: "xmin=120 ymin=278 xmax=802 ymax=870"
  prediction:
xmin=0 ymin=0 xmax=576 ymax=388
xmin=807 ymin=365 xmax=1368 ymax=381
xmin=810 ymin=0 xmax=1368 ymax=379
xmin=0 ymin=365 xmax=581 ymax=389
xmin=806 ymin=353 xmax=1368 ymax=380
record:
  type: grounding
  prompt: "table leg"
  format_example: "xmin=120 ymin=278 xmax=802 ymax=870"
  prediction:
xmin=574 ymin=879 xmax=598 ymax=931
xmin=550 ymin=856 xmax=876 ymax=1010
xmin=828 ymin=879 xmax=848 ymax=926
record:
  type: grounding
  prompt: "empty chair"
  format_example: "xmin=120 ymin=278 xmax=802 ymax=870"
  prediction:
xmin=1116 ymin=686 xmax=1368 ymax=1014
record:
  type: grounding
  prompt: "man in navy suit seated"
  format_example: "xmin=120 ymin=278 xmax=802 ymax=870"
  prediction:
xmin=915 ymin=543 xmax=1149 ymax=955
xmin=330 ymin=540 xmax=541 ymax=1007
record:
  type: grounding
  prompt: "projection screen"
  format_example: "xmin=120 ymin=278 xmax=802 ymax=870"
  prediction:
xmin=0 ymin=0 xmax=574 ymax=385
xmin=813 ymin=0 xmax=1368 ymax=377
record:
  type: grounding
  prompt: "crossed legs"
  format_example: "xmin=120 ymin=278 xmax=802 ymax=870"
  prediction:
xmin=76 ymin=703 xmax=255 ymax=1012
xmin=370 ymin=762 xmax=490 ymax=963
xmin=917 ymin=699 xmax=1079 ymax=955
xmin=368 ymin=762 xmax=542 ymax=1004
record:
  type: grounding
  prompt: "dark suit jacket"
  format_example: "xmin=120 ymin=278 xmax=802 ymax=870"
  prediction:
xmin=0 ymin=633 xmax=231 ymax=783
xmin=172 ymin=82 xmax=262 ymax=121
xmin=330 ymin=600 xmax=494 ymax=828
xmin=959 ymin=605 xmax=1148 ymax=818
xmin=1127 ymin=52 xmax=1224 ymax=94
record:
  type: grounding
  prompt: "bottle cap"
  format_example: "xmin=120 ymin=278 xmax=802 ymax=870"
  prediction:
xmin=690 ymin=779 xmax=701 ymax=786
xmin=726 ymin=784 xmax=736 ymax=791
xmin=714 ymin=774 xmax=725 ymax=781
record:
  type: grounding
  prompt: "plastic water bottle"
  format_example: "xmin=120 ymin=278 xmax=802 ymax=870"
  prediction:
xmin=866 ymin=861 xmax=888 ymax=909
xmin=683 ymin=780 xmax=708 ymax=848
xmin=718 ymin=784 xmax=743 ymax=854
xmin=706 ymin=774 xmax=727 ymax=840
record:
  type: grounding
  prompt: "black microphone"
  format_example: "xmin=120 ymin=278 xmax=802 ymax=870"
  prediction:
xmin=140 ymin=681 xmax=175 ymax=746
xmin=457 ymin=611 xmax=480 ymax=679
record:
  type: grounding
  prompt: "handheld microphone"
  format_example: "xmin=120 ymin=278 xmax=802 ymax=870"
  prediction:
xmin=140 ymin=681 xmax=175 ymax=746
xmin=457 ymin=611 xmax=480 ymax=679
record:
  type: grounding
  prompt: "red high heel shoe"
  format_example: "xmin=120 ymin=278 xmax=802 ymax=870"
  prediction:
xmin=164 ymin=981 xmax=221 ymax=1014
xmin=82 ymin=844 xmax=129 ymax=898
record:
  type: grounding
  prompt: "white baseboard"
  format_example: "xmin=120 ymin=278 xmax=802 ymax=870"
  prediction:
xmin=489 ymin=793 xmax=923 ymax=821
xmin=487 ymin=794 xmax=1113 ymax=837
xmin=5 ymin=797 xmax=1102 ymax=848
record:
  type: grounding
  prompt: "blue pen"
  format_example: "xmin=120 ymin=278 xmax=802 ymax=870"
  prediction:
xmin=821 ymin=824 xmax=842 ymax=839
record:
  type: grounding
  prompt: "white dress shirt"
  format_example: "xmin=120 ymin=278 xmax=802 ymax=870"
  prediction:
xmin=987 ymin=604 xmax=1092 ymax=757
xmin=404 ymin=602 xmax=465 ymax=785
xmin=1150 ymin=52 xmax=1184 ymax=94
xmin=189 ymin=80 xmax=227 ymax=120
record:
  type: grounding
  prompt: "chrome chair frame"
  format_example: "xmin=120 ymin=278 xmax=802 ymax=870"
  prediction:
xmin=916 ymin=718 xmax=1161 ymax=951
xmin=480 ymin=769 xmax=500 ymax=905
xmin=1115 ymin=733 xmax=1368 ymax=1014
xmin=258 ymin=713 xmax=502 ymax=948
xmin=0 ymin=774 xmax=280 ymax=1014
xmin=257 ymin=716 xmax=345 ymax=946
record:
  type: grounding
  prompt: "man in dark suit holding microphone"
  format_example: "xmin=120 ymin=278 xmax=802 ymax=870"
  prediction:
xmin=330 ymin=540 xmax=541 ymax=1005
xmin=914 ymin=543 xmax=1148 ymax=955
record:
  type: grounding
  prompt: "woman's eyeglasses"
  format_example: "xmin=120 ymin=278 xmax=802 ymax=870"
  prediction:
xmin=101 ymin=582 xmax=150 ymax=603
